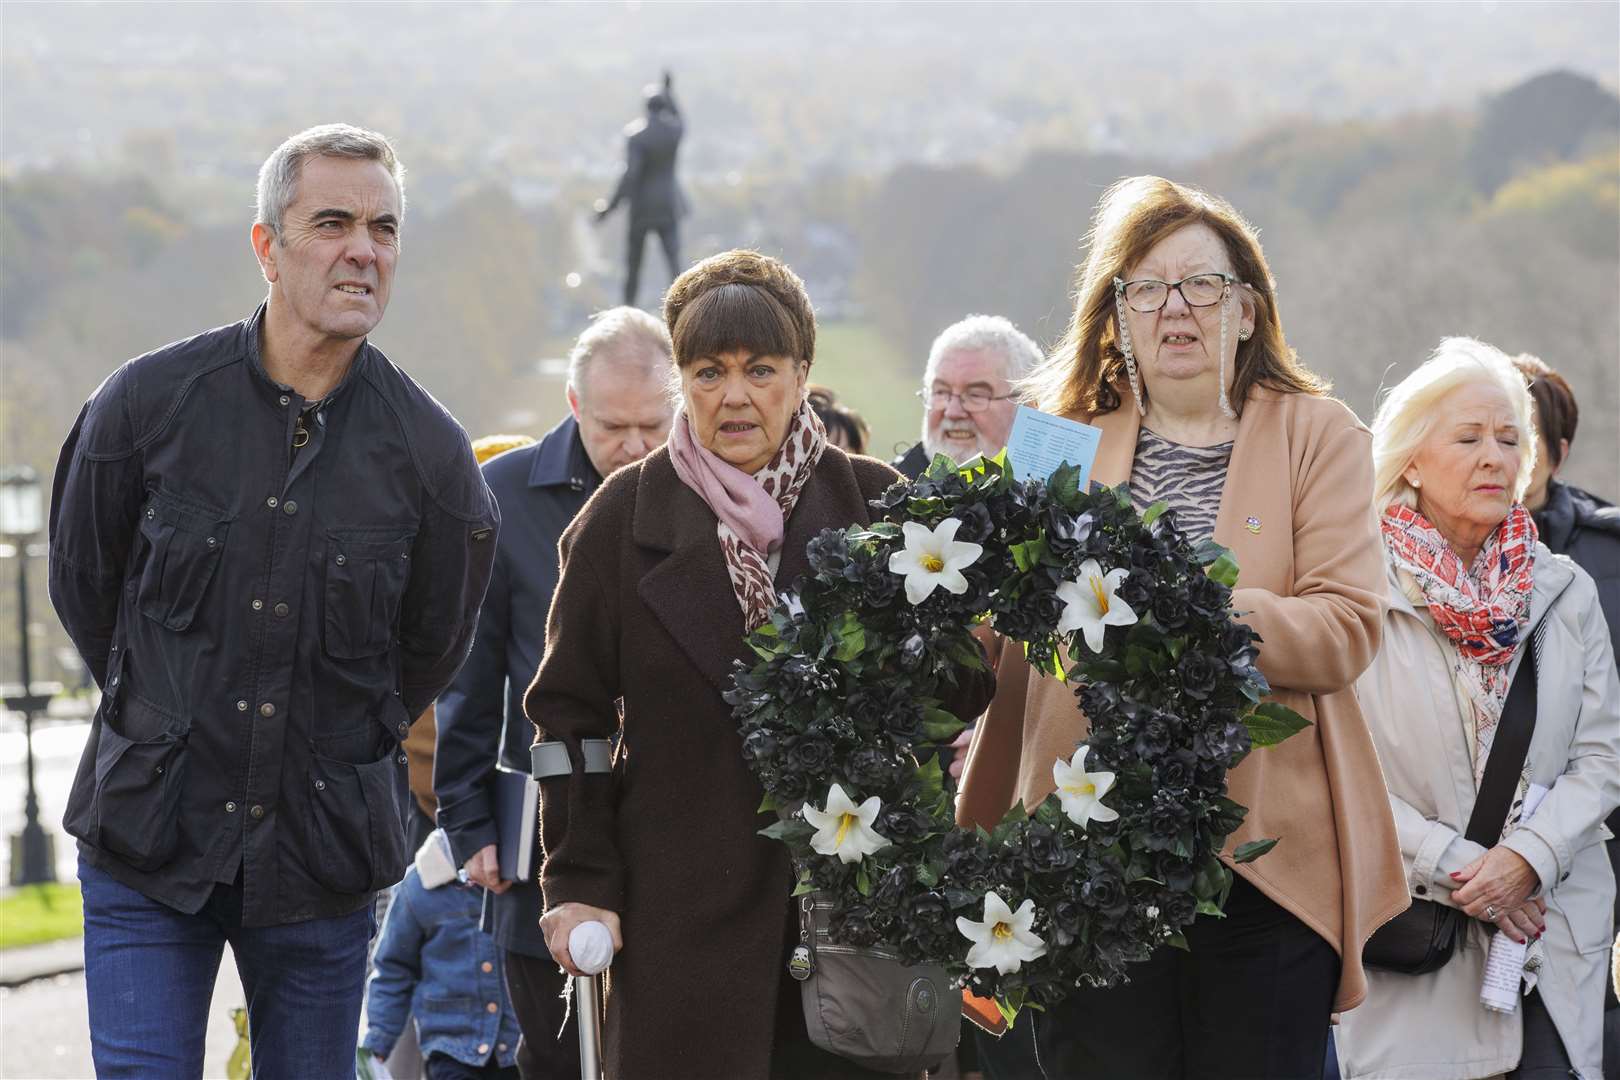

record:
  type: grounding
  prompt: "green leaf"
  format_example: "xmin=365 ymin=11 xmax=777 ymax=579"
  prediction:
xmin=1140 ymin=500 xmax=1170 ymax=528
xmin=1233 ymin=838 xmax=1280 ymax=863
xmin=854 ymin=866 xmax=872 ymax=896
xmin=915 ymin=756 xmax=944 ymax=807
xmin=922 ymin=707 xmax=967 ymax=742
xmin=790 ymin=879 xmax=817 ymax=897
xmin=1009 ymin=538 xmax=1050 ymax=573
xmin=1195 ymin=899 xmax=1226 ymax=918
xmin=758 ymin=818 xmax=816 ymax=844
xmin=1244 ymin=702 xmax=1312 ymax=747
xmin=1165 ymin=931 xmax=1190 ymax=952
xmin=828 ymin=611 xmax=866 ymax=662
xmin=1049 ymin=463 xmax=1081 ymax=506
xmin=915 ymin=861 xmax=940 ymax=888
xmin=756 ymin=792 xmax=779 ymax=814
xmin=1205 ymin=551 xmax=1240 ymax=588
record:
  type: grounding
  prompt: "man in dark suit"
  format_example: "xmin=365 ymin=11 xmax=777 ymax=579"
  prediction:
xmin=433 ymin=307 xmax=674 ymax=1079
xmin=597 ymin=71 xmax=686 ymax=307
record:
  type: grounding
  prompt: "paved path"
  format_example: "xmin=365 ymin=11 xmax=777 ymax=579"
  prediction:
xmin=0 ymin=963 xmax=245 ymax=1078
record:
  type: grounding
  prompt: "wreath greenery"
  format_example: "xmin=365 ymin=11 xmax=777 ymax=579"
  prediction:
xmin=725 ymin=453 xmax=1309 ymax=1022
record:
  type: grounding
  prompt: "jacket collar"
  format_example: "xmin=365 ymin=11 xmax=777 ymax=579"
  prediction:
xmin=242 ymin=301 xmax=370 ymax=412
xmin=528 ymin=415 xmax=599 ymax=493
xmin=631 ymin=444 xmax=867 ymax=695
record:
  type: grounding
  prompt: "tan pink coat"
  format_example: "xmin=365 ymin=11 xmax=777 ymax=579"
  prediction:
xmin=957 ymin=384 xmax=1409 ymax=1012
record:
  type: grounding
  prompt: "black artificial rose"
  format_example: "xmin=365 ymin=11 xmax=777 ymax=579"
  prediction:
xmin=847 ymin=747 xmax=903 ymax=791
xmin=741 ymin=728 xmax=778 ymax=764
xmin=1052 ymin=897 xmax=1083 ymax=935
xmin=1146 ymin=791 xmax=1192 ymax=849
xmin=805 ymin=529 xmax=852 ymax=578
xmin=1081 ymin=867 xmax=1128 ymax=918
xmin=1159 ymin=890 xmax=1197 ymax=926
xmin=1133 ymin=714 xmax=1172 ymax=758
xmin=1178 ymin=651 xmax=1219 ymax=700
xmin=873 ymin=866 xmax=911 ymax=909
xmin=1017 ymin=581 xmax=1067 ymax=633
xmin=1157 ymin=857 xmax=1197 ymax=893
xmin=784 ymin=734 xmax=835 ymax=774
xmin=831 ymin=903 xmax=880 ymax=946
xmin=953 ymin=502 xmax=995 ymax=545
xmin=1023 ymin=822 xmax=1077 ymax=872
xmin=856 ymin=553 xmax=902 ymax=606
xmin=1155 ymin=748 xmax=1198 ymax=790
xmin=1116 ymin=576 xmax=1152 ymax=614
xmin=909 ymin=889 xmax=948 ymax=926
xmin=941 ymin=831 xmax=993 ymax=884
xmin=1194 ymin=715 xmax=1251 ymax=767
xmin=899 ymin=632 xmax=927 ymax=670
xmin=877 ymin=805 xmax=931 ymax=845
xmin=1152 ymin=592 xmax=1190 ymax=632
xmin=1043 ymin=507 xmax=1093 ymax=558
xmin=1187 ymin=573 xmax=1228 ymax=618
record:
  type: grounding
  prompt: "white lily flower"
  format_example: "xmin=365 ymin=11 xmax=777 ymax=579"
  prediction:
xmin=1051 ymin=745 xmax=1120 ymax=829
xmin=888 ymin=518 xmax=983 ymax=605
xmin=955 ymin=892 xmax=1047 ymax=975
xmin=1056 ymin=559 xmax=1138 ymax=652
xmin=801 ymin=783 xmax=888 ymax=864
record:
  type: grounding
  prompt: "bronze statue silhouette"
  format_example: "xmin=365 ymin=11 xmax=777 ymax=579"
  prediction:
xmin=596 ymin=70 xmax=687 ymax=307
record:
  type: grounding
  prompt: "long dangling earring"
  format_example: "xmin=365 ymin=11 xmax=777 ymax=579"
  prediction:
xmin=1114 ymin=286 xmax=1146 ymax=416
xmin=1217 ymin=290 xmax=1237 ymax=420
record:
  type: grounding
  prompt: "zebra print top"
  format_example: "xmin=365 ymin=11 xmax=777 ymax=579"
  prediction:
xmin=1129 ymin=426 xmax=1233 ymax=546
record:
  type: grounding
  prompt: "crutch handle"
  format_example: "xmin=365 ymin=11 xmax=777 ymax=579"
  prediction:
xmin=570 ymin=921 xmax=613 ymax=1080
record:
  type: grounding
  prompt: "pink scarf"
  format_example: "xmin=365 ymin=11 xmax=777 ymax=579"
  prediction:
xmin=668 ymin=400 xmax=826 ymax=631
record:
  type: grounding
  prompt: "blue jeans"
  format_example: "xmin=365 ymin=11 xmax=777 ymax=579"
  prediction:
xmin=80 ymin=857 xmax=374 ymax=1079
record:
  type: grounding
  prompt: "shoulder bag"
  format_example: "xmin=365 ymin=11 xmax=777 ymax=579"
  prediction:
xmin=1363 ymin=643 xmax=1539 ymax=974
xmin=791 ymin=891 xmax=960 ymax=1074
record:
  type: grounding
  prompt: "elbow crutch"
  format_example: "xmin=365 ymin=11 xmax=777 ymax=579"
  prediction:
xmin=532 ymin=739 xmax=616 ymax=1080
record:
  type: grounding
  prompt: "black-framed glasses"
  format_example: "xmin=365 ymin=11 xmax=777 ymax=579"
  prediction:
xmin=916 ymin=386 xmax=1014 ymax=413
xmin=1113 ymin=272 xmax=1243 ymax=313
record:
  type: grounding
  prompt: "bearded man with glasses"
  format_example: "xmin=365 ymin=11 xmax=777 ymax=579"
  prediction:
xmin=891 ymin=314 xmax=1042 ymax=479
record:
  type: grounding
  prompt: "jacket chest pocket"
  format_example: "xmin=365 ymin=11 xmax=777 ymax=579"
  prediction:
xmin=324 ymin=531 xmax=415 ymax=660
xmin=134 ymin=494 xmax=231 ymax=632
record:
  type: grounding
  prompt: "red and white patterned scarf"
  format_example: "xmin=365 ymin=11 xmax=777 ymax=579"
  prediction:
xmin=668 ymin=399 xmax=827 ymax=632
xmin=1380 ymin=503 xmax=1537 ymax=782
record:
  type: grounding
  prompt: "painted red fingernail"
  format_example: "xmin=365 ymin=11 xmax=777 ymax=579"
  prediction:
xmin=1449 ymin=872 xmax=1461 ymax=879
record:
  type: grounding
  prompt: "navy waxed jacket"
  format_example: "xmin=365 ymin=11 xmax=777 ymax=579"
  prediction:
xmin=434 ymin=416 xmax=599 ymax=955
xmin=49 ymin=305 xmax=498 ymax=925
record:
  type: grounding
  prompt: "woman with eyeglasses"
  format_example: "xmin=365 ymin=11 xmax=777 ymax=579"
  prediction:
xmin=956 ymin=176 xmax=1407 ymax=1078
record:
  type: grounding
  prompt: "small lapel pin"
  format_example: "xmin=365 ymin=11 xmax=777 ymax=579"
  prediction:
xmin=1245 ymin=516 xmax=1262 ymax=534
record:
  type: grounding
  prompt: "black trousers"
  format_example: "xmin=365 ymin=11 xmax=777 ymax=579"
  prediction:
xmin=624 ymin=220 xmax=680 ymax=307
xmin=502 ymin=949 xmax=581 ymax=1080
xmin=1034 ymin=875 xmax=1339 ymax=1080
xmin=425 ymin=1052 xmax=519 ymax=1080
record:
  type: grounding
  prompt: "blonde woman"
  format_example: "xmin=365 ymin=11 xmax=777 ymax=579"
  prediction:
xmin=1335 ymin=338 xmax=1619 ymax=1080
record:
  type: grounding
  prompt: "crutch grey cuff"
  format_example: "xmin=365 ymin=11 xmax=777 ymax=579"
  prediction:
xmin=531 ymin=738 xmax=613 ymax=779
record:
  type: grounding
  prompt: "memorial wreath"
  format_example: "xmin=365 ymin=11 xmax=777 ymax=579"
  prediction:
xmin=725 ymin=453 xmax=1309 ymax=1022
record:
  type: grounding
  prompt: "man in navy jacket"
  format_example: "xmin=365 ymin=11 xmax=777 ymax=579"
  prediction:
xmin=50 ymin=124 xmax=498 ymax=1078
xmin=434 ymin=307 xmax=673 ymax=1079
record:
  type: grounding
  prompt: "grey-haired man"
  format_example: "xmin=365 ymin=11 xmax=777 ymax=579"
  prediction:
xmin=50 ymin=124 xmax=497 ymax=1078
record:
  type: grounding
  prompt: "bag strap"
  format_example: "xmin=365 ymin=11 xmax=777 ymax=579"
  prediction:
xmin=1463 ymin=635 xmax=1539 ymax=847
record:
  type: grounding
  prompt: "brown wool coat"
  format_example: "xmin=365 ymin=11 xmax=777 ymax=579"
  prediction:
xmin=525 ymin=444 xmax=911 ymax=1080
xmin=957 ymin=385 xmax=1410 ymax=1013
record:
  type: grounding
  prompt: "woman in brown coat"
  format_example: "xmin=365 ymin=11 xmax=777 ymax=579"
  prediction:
xmin=525 ymin=251 xmax=986 ymax=1079
xmin=957 ymin=177 xmax=1408 ymax=1078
